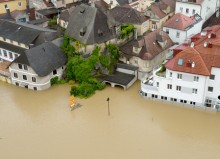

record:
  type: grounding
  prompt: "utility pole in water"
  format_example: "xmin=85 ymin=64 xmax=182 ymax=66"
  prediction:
xmin=107 ymin=97 xmax=110 ymax=116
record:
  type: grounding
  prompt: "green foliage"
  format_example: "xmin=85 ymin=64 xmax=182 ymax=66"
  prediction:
xmin=51 ymin=76 xmax=66 ymax=85
xmin=99 ymin=55 xmax=110 ymax=69
xmin=48 ymin=18 xmax=57 ymax=27
xmin=120 ymin=24 xmax=135 ymax=39
xmin=158 ymin=64 xmax=166 ymax=73
xmin=61 ymin=35 xmax=75 ymax=59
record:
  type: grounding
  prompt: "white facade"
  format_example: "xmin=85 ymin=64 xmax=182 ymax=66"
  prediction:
xmin=175 ymin=0 xmax=218 ymax=24
xmin=9 ymin=63 xmax=65 ymax=91
xmin=140 ymin=66 xmax=220 ymax=108
xmin=0 ymin=48 xmax=19 ymax=62
xmin=163 ymin=20 xmax=203 ymax=44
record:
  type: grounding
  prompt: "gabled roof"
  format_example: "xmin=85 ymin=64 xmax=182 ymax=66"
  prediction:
xmin=13 ymin=42 xmax=67 ymax=77
xmin=0 ymin=41 xmax=26 ymax=54
xmin=120 ymin=29 xmax=174 ymax=60
xmin=65 ymin=4 xmax=114 ymax=45
xmin=149 ymin=2 xmax=167 ymax=19
xmin=110 ymin=6 xmax=148 ymax=25
xmin=163 ymin=13 xmax=202 ymax=30
xmin=0 ymin=19 xmax=58 ymax=45
xmin=36 ymin=7 xmax=59 ymax=16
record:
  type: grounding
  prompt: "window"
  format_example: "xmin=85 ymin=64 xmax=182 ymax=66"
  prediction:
xmin=192 ymin=9 xmax=196 ymax=14
xmin=9 ymin=52 xmax=13 ymax=59
xmin=152 ymin=24 xmax=157 ymax=30
xmin=170 ymin=98 xmax=174 ymax=101
xmin=174 ymin=98 xmax=177 ymax=102
xmin=210 ymin=74 xmax=215 ymax=80
xmin=23 ymin=75 xmax=27 ymax=80
xmin=190 ymin=101 xmax=196 ymax=105
xmin=177 ymin=73 xmax=182 ymax=79
xmin=208 ymin=86 xmax=213 ymax=92
xmin=24 ymin=65 xmax=28 ymax=70
xmin=34 ymin=87 xmax=37 ymax=91
xmin=186 ymin=8 xmax=189 ymax=13
xmin=10 ymin=39 xmax=13 ymax=44
xmin=18 ymin=2 xmax=22 ymax=6
xmin=169 ymin=72 xmax=172 ymax=77
xmin=184 ymin=100 xmax=187 ymax=103
xmin=180 ymin=7 xmax=183 ymax=12
xmin=15 ymin=82 xmax=19 ymax=86
xmin=167 ymin=84 xmax=172 ymax=89
xmin=17 ymin=42 xmax=20 ymax=46
xmin=176 ymin=31 xmax=180 ymax=38
xmin=177 ymin=58 xmax=183 ymax=65
xmin=180 ymin=100 xmax=184 ymax=103
xmin=14 ymin=73 xmax=18 ymax=78
xmin=4 ymin=4 xmax=8 ymax=9
xmin=156 ymin=82 xmax=159 ymax=87
xmin=53 ymin=70 xmax=57 ymax=75
xmin=155 ymin=95 xmax=158 ymax=98
xmin=194 ymin=76 xmax=199 ymax=82
xmin=3 ymin=37 xmax=6 ymax=41
xmin=3 ymin=50 xmax=7 ymax=57
xmin=192 ymin=88 xmax=198 ymax=94
xmin=18 ymin=64 xmax=22 ymax=69
xmin=176 ymin=85 xmax=181 ymax=91
xmin=32 ymin=77 xmax=36 ymax=82
xmin=161 ymin=96 xmax=164 ymax=99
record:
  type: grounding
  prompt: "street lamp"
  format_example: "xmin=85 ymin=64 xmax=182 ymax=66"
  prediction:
xmin=107 ymin=97 xmax=110 ymax=116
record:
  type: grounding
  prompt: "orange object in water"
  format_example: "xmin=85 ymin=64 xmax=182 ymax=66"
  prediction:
xmin=70 ymin=96 xmax=74 ymax=106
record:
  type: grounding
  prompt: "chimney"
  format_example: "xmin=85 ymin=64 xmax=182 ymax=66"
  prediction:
xmin=190 ymin=42 xmax=194 ymax=48
xmin=6 ymin=8 xmax=11 ymax=16
xmin=204 ymin=41 xmax=208 ymax=47
xmin=216 ymin=10 xmax=220 ymax=17
xmin=134 ymin=28 xmax=138 ymax=40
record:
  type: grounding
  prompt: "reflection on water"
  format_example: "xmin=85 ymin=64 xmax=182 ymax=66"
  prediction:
xmin=0 ymin=81 xmax=220 ymax=159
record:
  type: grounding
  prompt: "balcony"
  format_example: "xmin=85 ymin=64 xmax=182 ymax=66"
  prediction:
xmin=154 ymin=64 xmax=166 ymax=78
xmin=141 ymin=77 xmax=158 ymax=91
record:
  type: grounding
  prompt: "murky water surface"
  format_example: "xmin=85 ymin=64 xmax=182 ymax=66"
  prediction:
xmin=0 ymin=81 xmax=220 ymax=159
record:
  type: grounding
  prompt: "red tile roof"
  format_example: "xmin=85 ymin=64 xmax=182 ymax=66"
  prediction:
xmin=166 ymin=25 xmax=220 ymax=76
xmin=163 ymin=13 xmax=199 ymax=30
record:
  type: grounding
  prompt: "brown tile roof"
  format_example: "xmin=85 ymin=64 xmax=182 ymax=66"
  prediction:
xmin=166 ymin=25 xmax=220 ymax=76
xmin=163 ymin=13 xmax=201 ymax=30
xmin=110 ymin=6 xmax=149 ymax=25
xmin=150 ymin=2 xmax=166 ymax=19
xmin=120 ymin=29 xmax=174 ymax=60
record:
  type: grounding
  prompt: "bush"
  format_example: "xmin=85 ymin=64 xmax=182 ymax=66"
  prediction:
xmin=51 ymin=76 xmax=66 ymax=85
xmin=48 ymin=18 xmax=57 ymax=27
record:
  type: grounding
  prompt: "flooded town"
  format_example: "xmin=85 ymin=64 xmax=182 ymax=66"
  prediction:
xmin=1 ymin=0 xmax=220 ymax=158
xmin=1 ymin=81 xmax=220 ymax=159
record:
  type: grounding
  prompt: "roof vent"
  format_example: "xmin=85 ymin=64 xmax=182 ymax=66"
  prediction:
xmin=191 ymin=61 xmax=195 ymax=68
xmin=98 ymin=29 xmax=103 ymax=36
xmin=80 ymin=27 xmax=87 ymax=36
xmin=200 ymin=31 xmax=207 ymax=36
xmin=80 ymin=8 xmax=85 ymax=14
xmin=190 ymin=42 xmax=194 ymax=48
xmin=204 ymin=41 xmax=208 ymax=47
xmin=208 ymin=33 xmax=216 ymax=39
xmin=175 ymin=18 xmax=179 ymax=22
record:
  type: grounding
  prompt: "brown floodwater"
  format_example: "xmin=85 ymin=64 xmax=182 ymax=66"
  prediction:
xmin=0 ymin=81 xmax=220 ymax=159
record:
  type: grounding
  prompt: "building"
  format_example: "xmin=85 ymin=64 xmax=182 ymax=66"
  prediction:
xmin=65 ymin=4 xmax=115 ymax=54
xmin=145 ymin=0 xmax=176 ymax=31
xmin=102 ymin=0 xmax=140 ymax=11
xmin=0 ymin=0 xmax=27 ymax=14
xmin=175 ymin=0 xmax=218 ymax=24
xmin=109 ymin=6 xmax=149 ymax=36
xmin=0 ymin=19 xmax=66 ymax=90
xmin=9 ymin=42 xmax=67 ymax=90
xmin=119 ymin=29 xmax=174 ymax=80
xmin=163 ymin=13 xmax=203 ymax=44
xmin=140 ymin=25 xmax=220 ymax=109
xmin=57 ymin=6 xmax=75 ymax=29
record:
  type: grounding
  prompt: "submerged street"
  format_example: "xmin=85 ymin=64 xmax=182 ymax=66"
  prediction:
xmin=0 ymin=81 xmax=220 ymax=159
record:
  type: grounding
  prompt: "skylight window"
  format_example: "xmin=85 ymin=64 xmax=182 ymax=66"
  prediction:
xmin=178 ymin=58 xmax=183 ymax=66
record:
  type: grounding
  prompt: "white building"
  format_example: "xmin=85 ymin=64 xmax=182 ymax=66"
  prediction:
xmin=140 ymin=25 xmax=220 ymax=109
xmin=163 ymin=13 xmax=203 ymax=44
xmin=175 ymin=0 xmax=219 ymax=24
